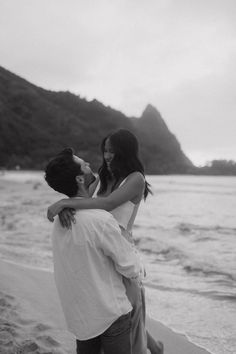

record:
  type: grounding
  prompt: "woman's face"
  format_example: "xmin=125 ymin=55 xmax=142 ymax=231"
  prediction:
xmin=104 ymin=138 xmax=115 ymax=170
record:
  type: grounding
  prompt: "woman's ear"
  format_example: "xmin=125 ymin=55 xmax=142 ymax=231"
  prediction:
xmin=76 ymin=175 xmax=85 ymax=185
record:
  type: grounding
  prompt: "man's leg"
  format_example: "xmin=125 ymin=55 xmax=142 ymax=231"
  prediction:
xmin=101 ymin=312 xmax=132 ymax=354
xmin=76 ymin=336 xmax=101 ymax=354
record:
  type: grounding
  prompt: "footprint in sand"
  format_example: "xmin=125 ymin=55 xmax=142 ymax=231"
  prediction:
xmin=33 ymin=323 xmax=52 ymax=332
xmin=15 ymin=317 xmax=35 ymax=326
xmin=0 ymin=329 xmax=19 ymax=354
xmin=0 ymin=330 xmax=15 ymax=344
xmin=16 ymin=339 xmax=65 ymax=354
xmin=0 ymin=291 xmax=65 ymax=354
xmin=0 ymin=291 xmax=18 ymax=316
xmin=0 ymin=297 xmax=12 ymax=309
xmin=15 ymin=339 xmax=39 ymax=353
xmin=0 ymin=320 xmax=20 ymax=337
xmin=36 ymin=335 xmax=60 ymax=348
xmin=2 ymin=293 xmax=15 ymax=301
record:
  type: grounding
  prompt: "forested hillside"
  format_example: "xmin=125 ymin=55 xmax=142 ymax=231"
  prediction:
xmin=0 ymin=66 xmax=193 ymax=173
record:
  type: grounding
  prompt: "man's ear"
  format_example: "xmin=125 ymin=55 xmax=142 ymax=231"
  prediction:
xmin=76 ymin=175 xmax=85 ymax=184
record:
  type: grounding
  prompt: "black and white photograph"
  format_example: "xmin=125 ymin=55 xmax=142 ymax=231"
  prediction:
xmin=0 ymin=1 xmax=235 ymax=354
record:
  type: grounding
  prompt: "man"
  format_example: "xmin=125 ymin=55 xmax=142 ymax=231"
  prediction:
xmin=45 ymin=148 xmax=144 ymax=354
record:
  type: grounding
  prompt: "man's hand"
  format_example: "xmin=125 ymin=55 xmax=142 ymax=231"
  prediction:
xmin=47 ymin=200 xmax=65 ymax=222
xmin=59 ymin=208 xmax=76 ymax=229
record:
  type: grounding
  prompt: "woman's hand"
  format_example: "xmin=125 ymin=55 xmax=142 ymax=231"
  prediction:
xmin=47 ymin=200 xmax=66 ymax=222
xmin=58 ymin=208 xmax=76 ymax=229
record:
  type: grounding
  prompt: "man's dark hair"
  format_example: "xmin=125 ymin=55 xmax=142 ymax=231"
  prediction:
xmin=45 ymin=148 xmax=83 ymax=197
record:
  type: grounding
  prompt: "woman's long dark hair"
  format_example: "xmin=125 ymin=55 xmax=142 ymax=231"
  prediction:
xmin=98 ymin=129 xmax=151 ymax=199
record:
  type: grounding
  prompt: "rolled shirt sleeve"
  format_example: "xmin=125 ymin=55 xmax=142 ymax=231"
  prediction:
xmin=100 ymin=214 xmax=145 ymax=281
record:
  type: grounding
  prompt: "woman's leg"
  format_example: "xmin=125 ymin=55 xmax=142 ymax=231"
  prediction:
xmin=140 ymin=286 xmax=164 ymax=354
xmin=123 ymin=277 xmax=147 ymax=354
xmin=147 ymin=331 xmax=164 ymax=354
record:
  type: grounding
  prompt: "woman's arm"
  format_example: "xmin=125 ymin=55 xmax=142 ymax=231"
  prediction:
xmin=47 ymin=172 xmax=144 ymax=222
xmin=56 ymin=175 xmax=99 ymax=228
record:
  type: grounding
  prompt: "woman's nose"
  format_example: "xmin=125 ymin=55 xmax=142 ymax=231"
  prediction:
xmin=104 ymin=152 xmax=111 ymax=160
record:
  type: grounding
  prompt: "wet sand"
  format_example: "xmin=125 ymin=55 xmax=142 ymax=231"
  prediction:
xmin=0 ymin=259 xmax=211 ymax=354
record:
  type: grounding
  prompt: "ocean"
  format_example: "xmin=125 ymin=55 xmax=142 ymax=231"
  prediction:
xmin=0 ymin=172 xmax=235 ymax=354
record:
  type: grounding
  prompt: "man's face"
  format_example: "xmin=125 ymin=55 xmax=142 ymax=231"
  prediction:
xmin=73 ymin=155 xmax=96 ymax=188
xmin=73 ymin=155 xmax=91 ymax=175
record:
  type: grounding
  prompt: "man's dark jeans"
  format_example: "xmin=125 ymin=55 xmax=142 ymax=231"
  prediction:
xmin=76 ymin=311 xmax=132 ymax=354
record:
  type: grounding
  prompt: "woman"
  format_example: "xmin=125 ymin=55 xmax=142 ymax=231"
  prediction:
xmin=47 ymin=129 xmax=163 ymax=354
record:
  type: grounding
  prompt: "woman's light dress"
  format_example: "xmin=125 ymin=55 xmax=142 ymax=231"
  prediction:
xmin=93 ymin=179 xmax=147 ymax=354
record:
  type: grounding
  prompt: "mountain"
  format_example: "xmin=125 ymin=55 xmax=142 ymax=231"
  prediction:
xmin=132 ymin=104 xmax=193 ymax=173
xmin=0 ymin=66 xmax=193 ymax=173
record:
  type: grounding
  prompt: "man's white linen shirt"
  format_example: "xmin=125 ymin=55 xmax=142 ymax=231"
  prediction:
xmin=52 ymin=209 xmax=143 ymax=340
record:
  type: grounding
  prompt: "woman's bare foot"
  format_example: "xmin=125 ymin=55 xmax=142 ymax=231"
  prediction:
xmin=150 ymin=340 xmax=163 ymax=354
xmin=147 ymin=330 xmax=164 ymax=354
xmin=156 ymin=340 xmax=164 ymax=354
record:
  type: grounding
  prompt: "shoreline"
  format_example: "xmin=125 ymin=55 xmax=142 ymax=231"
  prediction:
xmin=1 ymin=170 xmax=236 ymax=179
xmin=0 ymin=259 xmax=212 ymax=354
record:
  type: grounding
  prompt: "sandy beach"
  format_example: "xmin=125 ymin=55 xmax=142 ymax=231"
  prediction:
xmin=0 ymin=259 xmax=211 ymax=354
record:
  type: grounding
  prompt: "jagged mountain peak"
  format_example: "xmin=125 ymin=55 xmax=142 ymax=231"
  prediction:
xmin=139 ymin=104 xmax=168 ymax=132
xmin=142 ymin=104 xmax=161 ymax=117
xmin=0 ymin=66 xmax=193 ymax=173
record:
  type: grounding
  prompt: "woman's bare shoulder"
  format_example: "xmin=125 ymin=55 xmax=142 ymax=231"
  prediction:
xmin=126 ymin=171 xmax=145 ymax=184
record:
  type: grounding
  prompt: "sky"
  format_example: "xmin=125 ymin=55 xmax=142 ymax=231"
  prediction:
xmin=1 ymin=0 xmax=236 ymax=166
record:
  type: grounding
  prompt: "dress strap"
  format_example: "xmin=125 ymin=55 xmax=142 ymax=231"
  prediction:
xmin=127 ymin=202 xmax=140 ymax=232
xmin=118 ymin=177 xmax=128 ymax=188
xmin=92 ymin=180 xmax=100 ymax=197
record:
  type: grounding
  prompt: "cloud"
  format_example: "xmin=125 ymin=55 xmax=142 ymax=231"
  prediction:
xmin=156 ymin=57 xmax=236 ymax=163
xmin=0 ymin=0 xmax=235 ymax=164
